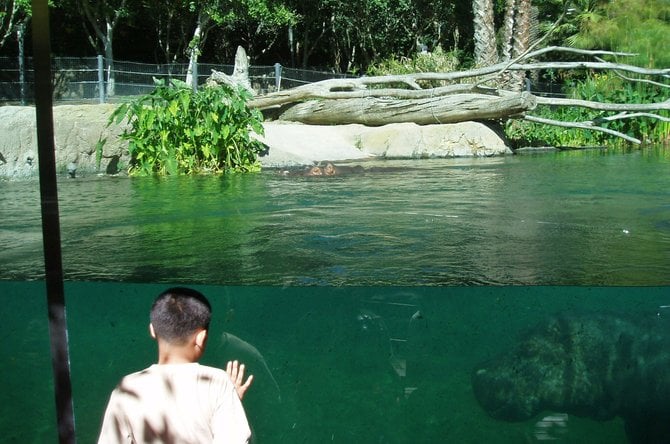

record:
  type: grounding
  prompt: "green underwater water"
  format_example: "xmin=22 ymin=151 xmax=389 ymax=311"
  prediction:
xmin=2 ymin=281 xmax=668 ymax=443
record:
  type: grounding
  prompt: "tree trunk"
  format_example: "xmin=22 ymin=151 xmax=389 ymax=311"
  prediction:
xmin=0 ymin=0 xmax=18 ymax=49
xmin=288 ymin=24 xmax=295 ymax=67
xmin=77 ymin=0 xmax=127 ymax=97
xmin=472 ymin=0 xmax=498 ymax=67
xmin=105 ymin=22 xmax=115 ymax=97
xmin=186 ymin=16 xmax=203 ymax=88
xmin=509 ymin=0 xmax=532 ymax=91
xmin=498 ymin=0 xmax=516 ymax=89
xmin=17 ymin=21 xmax=26 ymax=105
xmin=275 ymin=93 xmax=537 ymax=126
xmin=500 ymin=0 xmax=516 ymax=62
xmin=186 ymin=11 xmax=212 ymax=89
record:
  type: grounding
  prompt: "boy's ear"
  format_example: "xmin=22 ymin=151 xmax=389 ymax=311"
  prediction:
xmin=149 ymin=323 xmax=157 ymax=339
xmin=195 ymin=329 xmax=208 ymax=348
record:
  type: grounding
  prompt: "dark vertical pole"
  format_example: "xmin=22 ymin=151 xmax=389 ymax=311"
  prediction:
xmin=31 ymin=1 xmax=76 ymax=443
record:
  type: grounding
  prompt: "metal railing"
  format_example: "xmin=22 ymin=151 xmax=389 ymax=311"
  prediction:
xmin=0 ymin=55 xmax=566 ymax=105
xmin=0 ymin=55 xmax=357 ymax=104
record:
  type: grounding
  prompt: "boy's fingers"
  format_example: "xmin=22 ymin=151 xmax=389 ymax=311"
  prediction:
xmin=243 ymin=374 xmax=254 ymax=389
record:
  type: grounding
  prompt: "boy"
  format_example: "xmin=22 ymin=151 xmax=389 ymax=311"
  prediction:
xmin=98 ymin=287 xmax=253 ymax=443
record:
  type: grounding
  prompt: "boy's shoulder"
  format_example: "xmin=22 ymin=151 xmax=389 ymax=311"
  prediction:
xmin=119 ymin=363 xmax=229 ymax=384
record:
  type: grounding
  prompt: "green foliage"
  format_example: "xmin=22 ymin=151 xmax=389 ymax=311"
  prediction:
xmin=367 ymin=46 xmax=461 ymax=76
xmin=222 ymin=0 xmax=297 ymax=28
xmin=181 ymin=0 xmax=297 ymax=62
xmin=0 ymin=0 xmax=32 ymax=49
xmin=571 ymin=0 xmax=670 ymax=68
xmin=95 ymin=135 xmax=107 ymax=171
xmin=367 ymin=46 xmax=462 ymax=87
xmin=506 ymin=106 xmax=604 ymax=148
xmin=110 ymin=79 xmax=265 ymax=176
xmin=506 ymin=72 xmax=670 ymax=148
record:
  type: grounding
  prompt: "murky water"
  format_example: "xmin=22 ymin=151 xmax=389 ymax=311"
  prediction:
xmin=1 ymin=148 xmax=669 ymax=443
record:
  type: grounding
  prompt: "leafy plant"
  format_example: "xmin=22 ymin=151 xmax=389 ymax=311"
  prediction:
xmin=95 ymin=135 xmax=107 ymax=171
xmin=109 ymin=79 xmax=265 ymax=176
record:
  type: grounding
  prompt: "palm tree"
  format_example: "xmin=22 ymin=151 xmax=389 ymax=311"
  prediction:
xmin=472 ymin=0 xmax=498 ymax=67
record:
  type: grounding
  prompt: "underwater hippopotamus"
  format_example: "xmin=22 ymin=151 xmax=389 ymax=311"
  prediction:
xmin=471 ymin=313 xmax=670 ymax=444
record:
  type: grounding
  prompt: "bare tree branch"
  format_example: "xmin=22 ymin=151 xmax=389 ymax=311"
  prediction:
xmin=535 ymin=96 xmax=670 ymax=112
xmin=597 ymin=112 xmax=670 ymax=123
xmin=231 ymin=46 xmax=670 ymax=146
xmin=511 ymin=61 xmax=670 ymax=77
xmin=594 ymin=56 xmax=670 ymax=90
xmin=520 ymin=46 xmax=638 ymax=62
xmin=524 ymin=115 xmax=641 ymax=144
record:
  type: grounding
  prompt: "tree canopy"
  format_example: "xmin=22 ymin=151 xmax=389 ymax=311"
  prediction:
xmin=0 ymin=0 xmax=31 ymax=49
xmin=572 ymin=0 xmax=670 ymax=68
xmin=1 ymin=0 xmax=668 ymax=75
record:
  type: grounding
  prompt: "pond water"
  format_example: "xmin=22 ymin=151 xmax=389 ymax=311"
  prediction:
xmin=3 ymin=148 xmax=670 ymax=285
xmin=1 ymin=147 xmax=669 ymax=443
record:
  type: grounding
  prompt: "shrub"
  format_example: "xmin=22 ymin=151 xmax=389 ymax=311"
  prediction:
xmin=367 ymin=46 xmax=462 ymax=88
xmin=110 ymin=79 xmax=266 ymax=176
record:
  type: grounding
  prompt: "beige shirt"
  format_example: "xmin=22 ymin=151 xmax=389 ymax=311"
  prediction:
xmin=98 ymin=363 xmax=251 ymax=444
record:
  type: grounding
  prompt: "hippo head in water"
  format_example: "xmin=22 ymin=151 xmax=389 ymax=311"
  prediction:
xmin=305 ymin=163 xmax=337 ymax=176
xmin=322 ymin=163 xmax=336 ymax=175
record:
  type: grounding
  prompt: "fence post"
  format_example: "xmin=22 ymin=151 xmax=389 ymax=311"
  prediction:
xmin=274 ymin=63 xmax=282 ymax=92
xmin=97 ymin=55 xmax=105 ymax=103
xmin=192 ymin=58 xmax=198 ymax=92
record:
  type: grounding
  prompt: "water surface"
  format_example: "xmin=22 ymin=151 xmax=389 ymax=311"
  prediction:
xmin=1 ymin=148 xmax=669 ymax=443
xmin=2 ymin=148 xmax=669 ymax=285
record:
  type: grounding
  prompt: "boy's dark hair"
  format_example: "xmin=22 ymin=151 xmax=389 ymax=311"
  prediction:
xmin=150 ymin=287 xmax=212 ymax=344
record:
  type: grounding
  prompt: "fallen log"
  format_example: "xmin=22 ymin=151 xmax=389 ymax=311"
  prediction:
xmin=238 ymin=46 xmax=667 ymax=143
xmin=274 ymin=92 xmax=537 ymax=126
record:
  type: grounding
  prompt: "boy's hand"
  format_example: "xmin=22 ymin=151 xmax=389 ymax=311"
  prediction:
xmin=226 ymin=360 xmax=254 ymax=400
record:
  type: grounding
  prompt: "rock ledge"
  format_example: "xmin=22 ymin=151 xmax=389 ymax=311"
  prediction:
xmin=0 ymin=104 xmax=511 ymax=179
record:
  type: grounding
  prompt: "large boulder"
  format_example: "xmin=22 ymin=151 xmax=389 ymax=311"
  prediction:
xmin=0 ymin=104 xmax=128 ymax=178
xmin=256 ymin=121 xmax=511 ymax=167
xmin=0 ymin=104 xmax=511 ymax=179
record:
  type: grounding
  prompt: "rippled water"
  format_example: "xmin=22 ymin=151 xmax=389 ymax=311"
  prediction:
xmin=2 ymin=148 xmax=669 ymax=285
xmin=1 ymin=147 xmax=669 ymax=443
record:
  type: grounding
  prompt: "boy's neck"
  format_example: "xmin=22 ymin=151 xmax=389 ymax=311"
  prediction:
xmin=157 ymin=355 xmax=198 ymax=364
xmin=157 ymin=342 xmax=201 ymax=364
